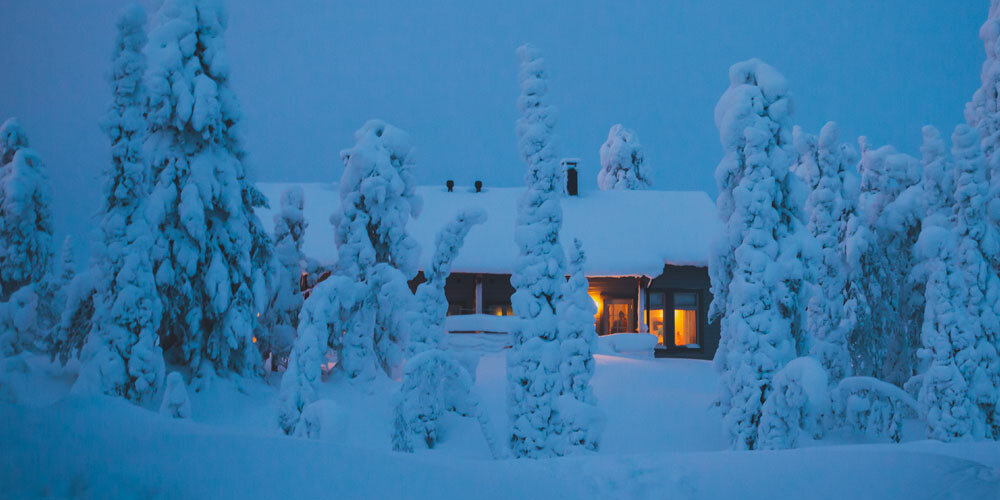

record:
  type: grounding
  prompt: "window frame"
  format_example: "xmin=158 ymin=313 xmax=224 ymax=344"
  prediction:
xmin=647 ymin=287 xmax=704 ymax=353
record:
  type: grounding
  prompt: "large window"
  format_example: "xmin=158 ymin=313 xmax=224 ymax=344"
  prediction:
xmin=648 ymin=292 xmax=665 ymax=345
xmin=673 ymin=292 xmax=699 ymax=347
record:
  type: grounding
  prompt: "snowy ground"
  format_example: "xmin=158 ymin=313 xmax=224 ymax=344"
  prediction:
xmin=2 ymin=350 xmax=998 ymax=499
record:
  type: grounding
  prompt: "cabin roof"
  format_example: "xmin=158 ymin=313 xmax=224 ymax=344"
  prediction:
xmin=256 ymin=183 xmax=720 ymax=277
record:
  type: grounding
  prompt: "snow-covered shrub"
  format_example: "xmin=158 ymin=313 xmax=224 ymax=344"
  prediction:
xmin=758 ymin=357 xmax=831 ymax=449
xmin=597 ymin=124 xmax=651 ymax=190
xmin=73 ymin=4 xmax=167 ymax=404
xmin=843 ymin=139 xmax=922 ymax=385
xmin=557 ymin=238 xmax=601 ymax=451
xmin=507 ymin=44 xmax=568 ymax=458
xmin=143 ymin=0 xmax=274 ymax=378
xmin=0 ymin=118 xmax=53 ymax=301
xmin=332 ymin=119 xmax=422 ymax=382
xmin=709 ymin=59 xmax=809 ymax=450
xmin=794 ymin=123 xmax=856 ymax=384
xmin=393 ymin=350 xmax=482 ymax=452
xmin=159 ymin=372 xmax=191 ymax=419
xmin=51 ymin=269 xmax=99 ymax=364
xmin=294 ymin=399 xmax=344 ymax=441
xmin=832 ymin=376 xmax=919 ymax=443
xmin=0 ymin=285 xmax=41 ymax=356
xmin=276 ymin=275 xmax=366 ymax=434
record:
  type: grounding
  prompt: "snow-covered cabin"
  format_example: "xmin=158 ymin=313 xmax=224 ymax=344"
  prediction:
xmin=257 ymin=179 xmax=722 ymax=359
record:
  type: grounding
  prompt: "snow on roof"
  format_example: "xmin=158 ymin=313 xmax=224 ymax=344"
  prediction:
xmin=256 ymin=183 xmax=720 ymax=277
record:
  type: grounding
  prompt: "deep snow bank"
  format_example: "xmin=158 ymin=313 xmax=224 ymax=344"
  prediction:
xmin=1 ymin=395 xmax=997 ymax=499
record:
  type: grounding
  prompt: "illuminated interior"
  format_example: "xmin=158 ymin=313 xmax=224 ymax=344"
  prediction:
xmin=488 ymin=304 xmax=513 ymax=316
xmin=648 ymin=309 xmax=664 ymax=344
xmin=648 ymin=292 xmax=665 ymax=345
xmin=673 ymin=292 xmax=698 ymax=347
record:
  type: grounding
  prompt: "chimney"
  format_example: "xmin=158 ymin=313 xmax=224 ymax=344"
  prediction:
xmin=561 ymin=158 xmax=579 ymax=196
xmin=446 ymin=180 xmax=454 ymax=192
xmin=474 ymin=180 xmax=483 ymax=193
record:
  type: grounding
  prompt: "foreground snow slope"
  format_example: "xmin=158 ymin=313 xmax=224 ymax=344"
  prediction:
xmin=1 ymin=353 xmax=998 ymax=498
xmin=2 ymin=396 xmax=997 ymax=499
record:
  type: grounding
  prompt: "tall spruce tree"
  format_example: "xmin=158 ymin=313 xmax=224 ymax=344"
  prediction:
xmin=710 ymin=59 xmax=809 ymax=450
xmin=843 ymin=140 xmax=922 ymax=384
xmin=794 ymin=122 xmax=856 ymax=384
xmin=507 ymin=44 xmax=568 ymax=458
xmin=332 ymin=119 xmax=421 ymax=382
xmin=0 ymin=118 xmax=53 ymax=302
xmin=143 ymin=0 xmax=274 ymax=379
xmin=73 ymin=4 xmax=166 ymax=403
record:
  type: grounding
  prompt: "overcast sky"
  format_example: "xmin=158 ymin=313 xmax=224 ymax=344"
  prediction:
xmin=0 ymin=0 xmax=987 ymax=250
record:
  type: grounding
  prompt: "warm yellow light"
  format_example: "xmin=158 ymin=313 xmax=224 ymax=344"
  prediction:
xmin=674 ymin=309 xmax=697 ymax=346
xmin=648 ymin=309 xmax=665 ymax=345
xmin=588 ymin=292 xmax=603 ymax=318
xmin=252 ymin=336 xmax=257 ymax=344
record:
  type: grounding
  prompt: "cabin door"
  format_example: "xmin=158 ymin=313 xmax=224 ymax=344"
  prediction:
xmin=604 ymin=298 xmax=634 ymax=335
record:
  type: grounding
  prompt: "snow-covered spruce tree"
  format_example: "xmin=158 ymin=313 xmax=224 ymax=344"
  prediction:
xmin=966 ymin=0 xmax=1000 ymax=234
xmin=915 ymin=223 xmax=977 ymax=441
xmin=843 ymin=139 xmax=922 ymax=384
xmin=556 ymin=238 xmax=602 ymax=452
xmin=34 ymin=236 xmax=79 ymax=351
xmin=709 ymin=59 xmax=810 ymax=450
xmin=393 ymin=209 xmax=499 ymax=454
xmin=597 ymin=124 xmax=651 ymax=190
xmin=507 ymin=44 xmax=569 ymax=458
xmin=265 ymin=186 xmax=308 ymax=368
xmin=72 ymin=4 xmax=166 ymax=403
xmin=794 ymin=122 xmax=856 ymax=384
xmin=0 ymin=118 xmax=53 ymax=302
xmin=948 ymin=125 xmax=1000 ymax=439
xmin=143 ymin=0 xmax=274 ymax=379
xmin=407 ymin=209 xmax=486 ymax=356
xmin=333 ymin=119 xmax=421 ymax=382
xmin=965 ymin=4 xmax=1000 ymax=439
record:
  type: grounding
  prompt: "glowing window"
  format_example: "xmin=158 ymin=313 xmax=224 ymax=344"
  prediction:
xmin=673 ymin=292 xmax=698 ymax=347
xmin=648 ymin=292 xmax=665 ymax=345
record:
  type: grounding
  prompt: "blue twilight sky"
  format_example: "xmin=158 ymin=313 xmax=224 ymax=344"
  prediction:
xmin=0 ymin=0 xmax=988 ymax=249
